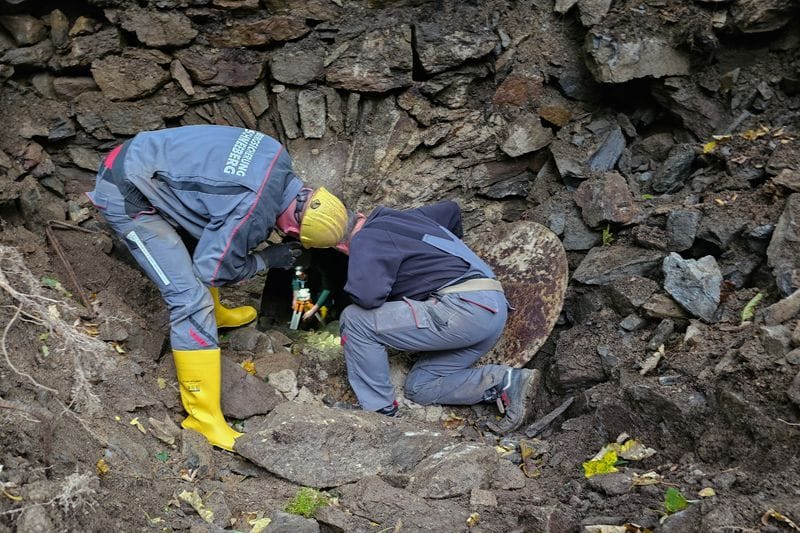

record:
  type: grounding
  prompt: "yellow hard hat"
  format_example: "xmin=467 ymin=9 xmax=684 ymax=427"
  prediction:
xmin=299 ymin=187 xmax=347 ymax=248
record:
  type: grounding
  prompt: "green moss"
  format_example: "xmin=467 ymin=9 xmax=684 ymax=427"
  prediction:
xmin=284 ymin=487 xmax=329 ymax=518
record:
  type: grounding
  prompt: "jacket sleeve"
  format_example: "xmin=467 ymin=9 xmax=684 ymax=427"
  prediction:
xmin=344 ymin=229 xmax=401 ymax=309
xmin=192 ymin=191 xmax=269 ymax=286
xmin=408 ymin=201 xmax=463 ymax=238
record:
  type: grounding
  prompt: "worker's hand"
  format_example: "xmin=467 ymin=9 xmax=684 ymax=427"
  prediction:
xmin=302 ymin=304 xmax=320 ymax=321
xmin=257 ymin=242 xmax=302 ymax=270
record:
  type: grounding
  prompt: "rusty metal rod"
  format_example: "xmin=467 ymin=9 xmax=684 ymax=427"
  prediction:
xmin=44 ymin=221 xmax=95 ymax=316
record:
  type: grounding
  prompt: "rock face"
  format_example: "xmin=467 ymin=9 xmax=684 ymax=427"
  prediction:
xmin=1 ymin=1 xmax=800 ymax=531
xmin=585 ymin=31 xmax=691 ymax=83
xmin=234 ymin=402 xmax=449 ymax=487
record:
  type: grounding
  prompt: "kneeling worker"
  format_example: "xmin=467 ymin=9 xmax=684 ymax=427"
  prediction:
xmin=87 ymin=125 xmax=348 ymax=450
xmin=337 ymin=200 xmax=539 ymax=434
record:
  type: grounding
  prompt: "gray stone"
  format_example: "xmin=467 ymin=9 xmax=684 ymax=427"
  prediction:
xmin=642 ymin=293 xmax=689 ymax=319
xmin=205 ymin=15 xmax=309 ymax=48
xmin=298 ymin=89 xmax=326 ymax=139
xmin=247 ymin=83 xmax=269 ymax=117
xmin=415 ymin=22 xmax=498 ymax=75
xmin=181 ymin=429 xmax=216 ymax=478
xmin=49 ymin=9 xmax=69 ymax=49
xmin=227 ymin=327 xmax=263 ymax=353
xmin=53 ymin=76 xmax=99 ymax=100
xmin=759 ymin=325 xmax=791 ymax=358
xmin=774 ymin=169 xmax=800 ymax=192
xmin=562 ymin=210 xmax=601 ymax=251
xmin=648 ymin=319 xmax=675 ymax=351
xmin=270 ymin=39 xmax=324 ymax=85
xmin=407 ymin=442 xmax=500 ymax=498
xmin=221 ymin=356 xmax=283 ymax=419
xmin=15 ymin=505 xmax=54 ymax=533
xmin=651 ymin=144 xmax=695 ymax=193
xmin=500 ymin=112 xmax=553 ymax=157
xmin=58 ymin=27 xmax=122 ymax=69
xmin=666 ymin=209 xmax=701 ymax=251
xmin=68 ymin=146 xmax=101 ymax=172
xmin=91 ymin=52 xmax=170 ymax=101
xmin=607 ymin=275 xmax=660 ymax=315
xmin=266 ymin=511 xmax=319 ymax=533
xmin=651 ymin=77 xmax=729 ymax=139
xmin=574 ymin=172 xmax=640 ymax=227
xmin=490 ymin=459 xmax=527 ymax=489
xmin=764 ymin=289 xmax=800 ymax=326
xmin=338 ymin=476 xmax=469 ymax=532
xmin=0 ymin=15 xmax=47 ymax=45
xmin=767 ymin=194 xmax=800 ymax=296
xmin=420 ymin=63 xmax=490 ymax=109
xmin=573 ymin=246 xmax=665 ymax=285
xmin=234 ymin=403 xmax=448 ymax=487
xmin=276 ymin=88 xmax=301 ymax=139
xmin=470 ymin=488 xmax=498 ymax=507
xmin=620 ymin=314 xmax=646 ymax=331
xmin=696 ymin=210 xmax=747 ymax=250
xmin=1 ymin=39 xmax=53 ymax=67
xmin=111 ymin=6 xmax=197 ymax=47
xmin=170 ymin=59 xmax=195 ymax=96
xmin=731 ymin=0 xmax=796 ymax=33
xmin=587 ymin=471 xmax=633 ymax=496
xmin=577 ymin=0 xmax=612 ymax=26
xmin=588 ymin=125 xmax=626 ymax=172
xmin=325 ymin=26 xmax=412 ymax=92
xmin=267 ymin=368 xmax=297 ymax=399
xmin=585 ymin=31 xmax=690 ymax=83
xmin=175 ymin=46 xmax=266 ymax=88
xmin=663 ymin=253 xmax=722 ymax=322
xmin=659 ymin=507 xmax=701 ymax=533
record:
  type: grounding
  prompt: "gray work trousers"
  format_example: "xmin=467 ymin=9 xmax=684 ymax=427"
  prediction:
xmin=88 ymin=177 xmax=218 ymax=350
xmin=339 ymin=290 xmax=510 ymax=410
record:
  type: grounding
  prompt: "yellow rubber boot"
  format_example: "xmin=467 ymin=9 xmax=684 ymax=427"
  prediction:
xmin=173 ymin=348 xmax=242 ymax=451
xmin=209 ymin=287 xmax=257 ymax=328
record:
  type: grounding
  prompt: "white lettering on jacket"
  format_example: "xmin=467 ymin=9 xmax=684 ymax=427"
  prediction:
xmin=223 ymin=129 xmax=265 ymax=177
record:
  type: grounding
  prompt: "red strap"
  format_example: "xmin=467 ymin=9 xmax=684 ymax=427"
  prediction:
xmin=103 ymin=145 xmax=123 ymax=169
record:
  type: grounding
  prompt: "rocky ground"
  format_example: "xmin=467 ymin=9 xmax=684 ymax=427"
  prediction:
xmin=1 ymin=0 xmax=800 ymax=532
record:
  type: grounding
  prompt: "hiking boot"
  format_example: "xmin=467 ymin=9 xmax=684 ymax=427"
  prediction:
xmin=484 ymin=368 xmax=540 ymax=435
xmin=376 ymin=400 xmax=401 ymax=418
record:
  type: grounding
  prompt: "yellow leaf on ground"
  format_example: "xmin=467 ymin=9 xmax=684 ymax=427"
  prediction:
xmin=241 ymin=360 xmax=257 ymax=375
xmin=583 ymin=449 xmax=619 ymax=478
xmin=698 ymin=487 xmax=716 ymax=497
xmin=248 ymin=517 xmax=272 ymax=533
xmin=156 ymin=377 xmax=167 ymax=389
xmin=761 ymin=509 xmax=800 ymax=531
xmin=466 ymin=512 xmax=480 ymax=527
xmin=702 ymin=140 xmax=717 ymax=154
xmin=178 ymin=489 xmax=214 ymax=524
xmin=96 ymin=459 xmax=110 ymax=476
xmin=2 ymin=489 xmax=22 ymax=502
xmin=129 ymin=417 xmax=146 ymax=434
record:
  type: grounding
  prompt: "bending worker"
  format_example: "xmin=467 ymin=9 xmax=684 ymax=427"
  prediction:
xmin=337 ymin=200 xmax=540 ymax=434
xmin=86 ymin=125 xmax=348 ymax=451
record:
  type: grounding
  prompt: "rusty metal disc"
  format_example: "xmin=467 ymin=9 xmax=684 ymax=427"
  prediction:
xmin=475 ymin=221 xmax=568 ymax=368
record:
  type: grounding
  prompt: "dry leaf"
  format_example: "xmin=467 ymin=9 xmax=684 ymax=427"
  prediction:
xmin=698 ymin=487 xmax=716 ymax=497
xmin=178 ymin=489 xmax=214 ymax=523
xmin=96 ymin=459 xmax=110 ymax=476
xmin=129 ymin=417 xmax=146 ymax=434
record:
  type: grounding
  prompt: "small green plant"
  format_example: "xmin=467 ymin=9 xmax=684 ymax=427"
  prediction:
xmin=641 ymin=193 xmax=654 ymax=200
xmin=284 ymin=487 xmax=329 ymax=518
xmin=601 ymin=225 xmax=614 ymax=246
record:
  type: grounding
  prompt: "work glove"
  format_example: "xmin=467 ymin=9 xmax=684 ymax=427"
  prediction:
xmin=256 ymin=242 xmax=302 ymax=270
